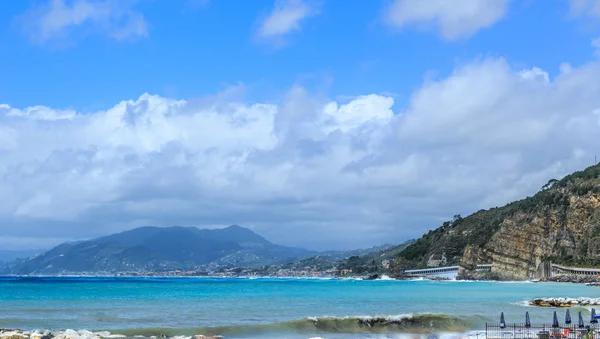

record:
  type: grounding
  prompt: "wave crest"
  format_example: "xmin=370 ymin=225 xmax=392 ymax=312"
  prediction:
xmin=116 ymin=314 xmax=475 ymax=337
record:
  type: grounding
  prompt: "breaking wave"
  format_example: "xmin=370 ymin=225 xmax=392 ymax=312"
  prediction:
xmin=114 ymin=313 xmax=477 ymax=337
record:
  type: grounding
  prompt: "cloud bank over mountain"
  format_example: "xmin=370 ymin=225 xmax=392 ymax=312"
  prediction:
xmin=1 ymin=57 xmax=600 ymax=250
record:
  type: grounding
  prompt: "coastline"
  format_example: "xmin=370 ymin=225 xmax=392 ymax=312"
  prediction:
xmin=3 ymin=272 xmax=600 ymax=285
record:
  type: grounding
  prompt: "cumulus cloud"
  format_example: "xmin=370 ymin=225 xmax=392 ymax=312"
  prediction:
xmin=17 ymin=0 xmax=148 ymax=45
xmin=256 ymin=0 xmax=317 ymax=44
xmin=2 ymin=58 xmax=600 ymax=250
xmin=384 ymin=0 xmax=511 ymax=40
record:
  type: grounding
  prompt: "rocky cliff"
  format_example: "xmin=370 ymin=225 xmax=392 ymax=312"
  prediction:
xmin=396 ymin=163 xmax=600 ymax=280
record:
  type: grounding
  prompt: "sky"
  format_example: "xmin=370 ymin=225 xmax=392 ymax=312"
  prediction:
xmin=1 ymin=0 xmax=600 ymax=251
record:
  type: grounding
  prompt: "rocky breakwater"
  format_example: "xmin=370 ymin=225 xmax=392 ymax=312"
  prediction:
xmin=528 ymin=297 xmax=600 ymax=307
xmin=542 ymin=274 xmax=600 ymax=284
xmin=0 ymin=330 xmax=223 ymax=339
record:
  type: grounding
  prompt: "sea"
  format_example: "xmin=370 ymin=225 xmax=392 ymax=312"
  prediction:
xmin=1 ymin=276 xmax=599 ymax=339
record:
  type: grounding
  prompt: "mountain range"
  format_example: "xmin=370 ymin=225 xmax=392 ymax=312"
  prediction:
xmin=0 ymin=225 xmax=316 ymax=275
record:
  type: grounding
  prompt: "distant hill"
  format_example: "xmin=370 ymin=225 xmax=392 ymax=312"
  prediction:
xmin=319 ymin=244 xmax=397 ymax=261
xmin=281 ymin=241 xmax=415 ymax=274
xmin=337 ymin=240 xmax=415 ymax=274
xmin=0 ymin=225 xmax=315 ymax=275
xmin=394 ymin=163 xmax=600 ymax=280
xmin=0 ymin=249 xmax=46 ymax=263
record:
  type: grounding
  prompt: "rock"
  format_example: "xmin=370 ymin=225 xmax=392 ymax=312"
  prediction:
xmin=63 ymin=330 xmax=78 ymax=339
xmin=541 ymin=274 xmax=600 ymax=284
xmin=0 ymin=331 xmax=28 ymax=339
xmin=529 ymin=297 xmax=600 ymax=307
xmin=92 ymin=332 xmax=110 ymax=338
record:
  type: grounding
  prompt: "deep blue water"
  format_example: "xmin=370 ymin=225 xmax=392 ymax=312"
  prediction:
xmin=1 ymin=277 xmax=599 ymax=338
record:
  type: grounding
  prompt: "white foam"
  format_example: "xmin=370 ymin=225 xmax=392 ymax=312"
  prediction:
xmin=513 ymin=300 xmax=535 ymax=307
xmin=377 ymin=274 xmax=394 ymax=280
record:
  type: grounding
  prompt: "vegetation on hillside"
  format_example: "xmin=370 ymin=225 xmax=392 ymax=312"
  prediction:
xmin=396 ymin=163 xmax=600 ymax=269
xmin=280 ymin=241 xmax=414 ymax=274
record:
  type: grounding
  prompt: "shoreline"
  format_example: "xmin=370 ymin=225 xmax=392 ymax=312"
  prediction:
xmin=0 ymin=329 xmax=224 ymax=339
xmin=0 ymin=328 xmax=487 ymax=339
xmin=4 ymin=273 xmax=600 ymax=286
xmin=0 ymin=314 xmax=485 ymax=338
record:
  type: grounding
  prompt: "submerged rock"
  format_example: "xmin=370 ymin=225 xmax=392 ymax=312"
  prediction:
xmin=364 ymin=274 xmax=379 ymax=280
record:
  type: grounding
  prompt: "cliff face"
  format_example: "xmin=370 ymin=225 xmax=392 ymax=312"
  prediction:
xmin=397 ymin=164 xmax=600 ymax=280
xmin=483 ymin=192 xmax=600 ymax=279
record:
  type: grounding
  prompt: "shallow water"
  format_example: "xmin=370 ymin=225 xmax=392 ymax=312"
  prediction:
xmin=1 ymin=277 xmax=599 ymax=338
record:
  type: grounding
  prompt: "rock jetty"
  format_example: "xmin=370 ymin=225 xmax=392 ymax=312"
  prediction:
xmin=0 ymin=329 xmax=222 ymax=339
xmin=528 ymin=297 xmax=600 ymax=307
xmin=541 ymin=274 xmax=600 ymax=284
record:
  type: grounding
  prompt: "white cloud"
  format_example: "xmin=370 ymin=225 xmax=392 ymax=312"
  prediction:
xmin=17 ymin=0 xmax=148 ymax=45
xmin=2 ymin=59 xmax=600 ymax=250
xmin=385 ymin=0 xmax=511 ymax=40
xmin=593 ymin=37 xmax=600 ymax=57
xmin=256 ymin=0 xmax=317 ymax=43
xmin=569 ymin=0 xmax=600 ymax=19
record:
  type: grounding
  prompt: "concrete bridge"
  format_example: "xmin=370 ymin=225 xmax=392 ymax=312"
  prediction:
xmin=404 ymin=264 xmax=492 ymax=280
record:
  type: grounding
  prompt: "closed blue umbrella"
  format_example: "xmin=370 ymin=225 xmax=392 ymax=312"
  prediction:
xmin=553 ymin=311 xmax=560 ymax=328
xmin=592 ymin=309 xmax=598 ymax=324
xmin=579 ymin=312 xmax=585 ymax=328
xmin=526 ymin=311 xmax=531 ymax=328
xmin=500 ymin=312 xmax=506 ymax=329
xmin=566 ymin=309 xmax=572 ymax=325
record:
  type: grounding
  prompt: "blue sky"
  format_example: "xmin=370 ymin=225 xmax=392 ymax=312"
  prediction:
xmin=2 ymin=0 xmax=600 ymax=250
xmin=1 ymin=0 xmax=599 ymax=111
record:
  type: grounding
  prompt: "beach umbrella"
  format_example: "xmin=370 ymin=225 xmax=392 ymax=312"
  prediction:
xmin=566 ymin=309 xmax=572 ymax=324
xmin=553 ymin=311 xmax=560 ymax=328
xmin=500 ymin=312 xmax=506 ymax=329
xmin=579 ymin=312 xmax=585 ymax=328
xmin=525 ymin=311 xmax=531 ymax=328
xmin=592 ymin=309 xmax=598 ymax=324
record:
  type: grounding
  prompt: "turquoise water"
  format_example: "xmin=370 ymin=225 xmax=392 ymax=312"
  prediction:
xmin=1 ymin=277 xmax=599 ymax=338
